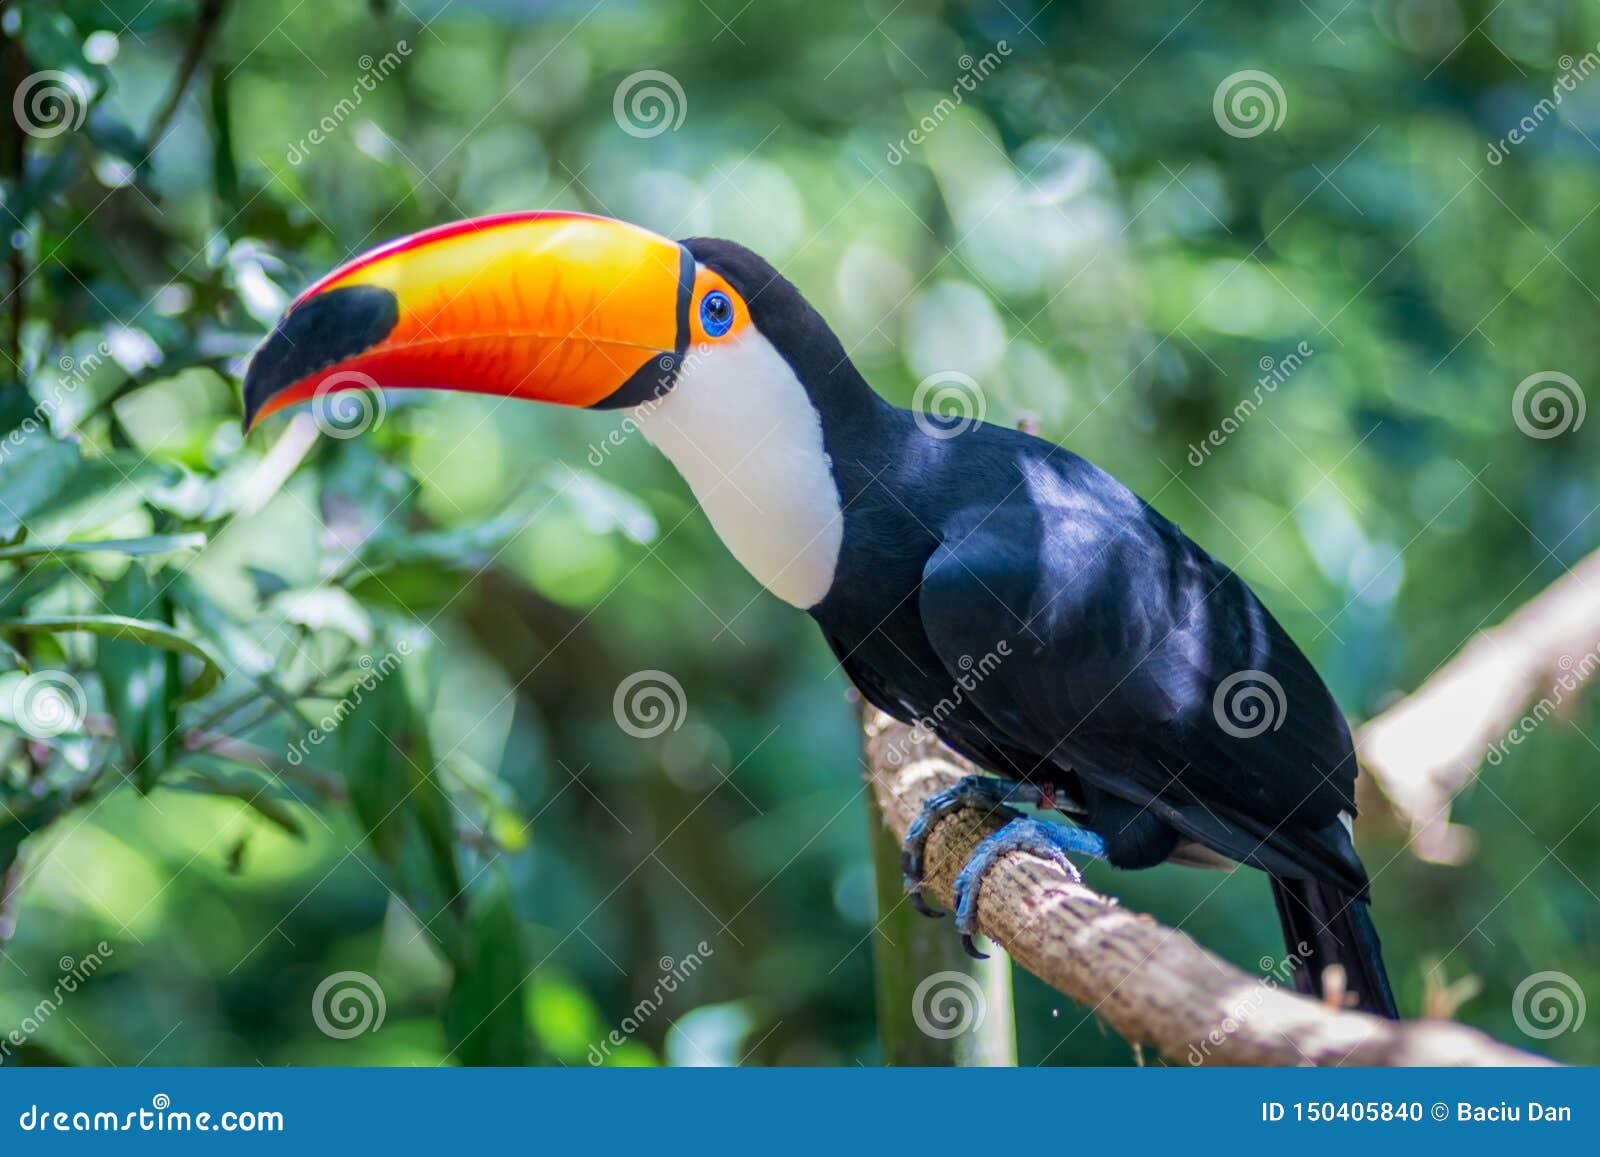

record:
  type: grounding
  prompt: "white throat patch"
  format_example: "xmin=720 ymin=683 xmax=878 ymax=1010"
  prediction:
xmin=631 ymin=329 xmax=844 ymax=609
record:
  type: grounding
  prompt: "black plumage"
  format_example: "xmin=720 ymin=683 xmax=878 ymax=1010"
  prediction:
xmin=686 ymin=237 xmax=1398 ymax=1018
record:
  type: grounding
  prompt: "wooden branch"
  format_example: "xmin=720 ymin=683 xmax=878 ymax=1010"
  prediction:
xmin=1356 ymin=545 xmax=1600 ymax=864
xmin=863 ymin=709 xmax=1552 ymax=1067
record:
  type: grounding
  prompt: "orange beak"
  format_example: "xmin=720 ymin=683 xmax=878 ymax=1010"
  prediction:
xmin=242 ymin=211 xmax=693 ymax=430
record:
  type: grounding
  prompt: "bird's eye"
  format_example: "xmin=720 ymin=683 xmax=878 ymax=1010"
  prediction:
xmin=700 ymin=290 xmax=734 ymax=337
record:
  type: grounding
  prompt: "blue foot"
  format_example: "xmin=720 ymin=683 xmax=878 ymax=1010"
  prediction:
xmin=952 ymin=816 xmax=1108 ymax=958
xmin=901 ymin=775 xmax=1050 ymax=915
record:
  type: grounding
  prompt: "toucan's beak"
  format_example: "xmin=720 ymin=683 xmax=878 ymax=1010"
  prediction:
xmin=242 ymin=211 xmax=694 ymax=430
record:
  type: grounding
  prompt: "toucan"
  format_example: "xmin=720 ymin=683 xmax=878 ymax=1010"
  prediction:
xmin=242 ymin=211 xmax=1399 ymax=1019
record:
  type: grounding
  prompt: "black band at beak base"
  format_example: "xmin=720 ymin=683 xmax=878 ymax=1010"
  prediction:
xmin=242 ymin=284 xmax=400 ymax=429
xmin=587 ymin=244 xmax=697 ymax=411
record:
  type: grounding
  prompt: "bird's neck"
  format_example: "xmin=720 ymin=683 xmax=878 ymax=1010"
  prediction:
xmin=630 ymin=331 xmax=865 ymax=609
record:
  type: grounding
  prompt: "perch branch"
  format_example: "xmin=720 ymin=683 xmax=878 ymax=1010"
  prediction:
xmin=863 ymin=710 xmax=1550 ymax=1067
xmin=1355 ymin=545 xmax=1600 ymax=864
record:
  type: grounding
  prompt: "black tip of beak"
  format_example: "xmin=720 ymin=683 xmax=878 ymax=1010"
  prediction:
xmin=242 ymin=284 xmax=400 ymax=431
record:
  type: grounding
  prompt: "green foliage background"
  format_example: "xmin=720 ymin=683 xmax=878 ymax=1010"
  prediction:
xmin=1 ymin=0 xmax=1596 ymax=1065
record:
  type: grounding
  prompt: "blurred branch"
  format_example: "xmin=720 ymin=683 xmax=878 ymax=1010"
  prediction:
xmin=0 ymin=851 xmax=25 ymax=957
xmin=184 ymin=729 xmax=347 ymax=800
xmin=863 ymin=709 xmax=1552 ymax=1067
xmin=1355 ymin=545 xmax=1600 ymax=864
xmin=2 ymin=4 xmax=27 ymax=380
xmin=864 ymin=698 xmax=1016 ymax=1065
xmin=145 ymin=0 xmax=229 ymax=152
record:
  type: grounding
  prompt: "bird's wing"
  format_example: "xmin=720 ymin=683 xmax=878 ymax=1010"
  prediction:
xmin=916 ymin=491 xmax=1366 ymax=892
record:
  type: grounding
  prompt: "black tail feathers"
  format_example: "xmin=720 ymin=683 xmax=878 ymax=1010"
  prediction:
xmin=1270 ymin=876 xmax=1398 ymax=1019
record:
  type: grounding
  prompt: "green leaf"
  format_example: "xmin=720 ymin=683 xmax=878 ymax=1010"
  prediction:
xmin=164 ymin=572 xmax=277 ymax=678
xmin=444 ymin=877 xmax=532 ymax=1065
xmin=0 ymin=637 xmax=29 ymax=673
xmin=336 ymin=666 xmax=411 ymax=867
xmin=0 ymin=437 xmax=80 ymax=540
xmin=1 ymin=613 xmax=223 ymax=702
xmin=0 ymin=532 xmax=207 ymax=562
xmin=21 ymin=453 xmax=179 ymax=541
xmin=332 ymin=662 xmax=466 ymax=951
xmin=0 ymin=822 xmax=25 ymax=883
xmin=95 ymin=569 xmax=178 ymax=791
xmin=270 ymin=586 xmax=373 ymax=646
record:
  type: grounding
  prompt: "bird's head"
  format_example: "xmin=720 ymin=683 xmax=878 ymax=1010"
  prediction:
xmin=242 ymin=211 xmax=848 ymax=431
xmin=243 ymin=211 xmax=872 ymax=608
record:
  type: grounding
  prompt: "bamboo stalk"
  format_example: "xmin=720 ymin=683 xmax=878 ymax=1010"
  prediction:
xmin=867 ymin=797 xmax=1016 ymax=1065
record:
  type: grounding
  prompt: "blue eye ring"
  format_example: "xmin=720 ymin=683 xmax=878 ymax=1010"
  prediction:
xmin=700 ymin=290 xmax=734 ymax=337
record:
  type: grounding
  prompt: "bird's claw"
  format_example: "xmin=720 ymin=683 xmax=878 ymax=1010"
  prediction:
xmin=950 ymin=815 xmax=1106 ymax=957
xmin=904 ymin=881 xmax=943 ymax=918
xmin=900 ymin=774 xmax=1050 ymax=916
